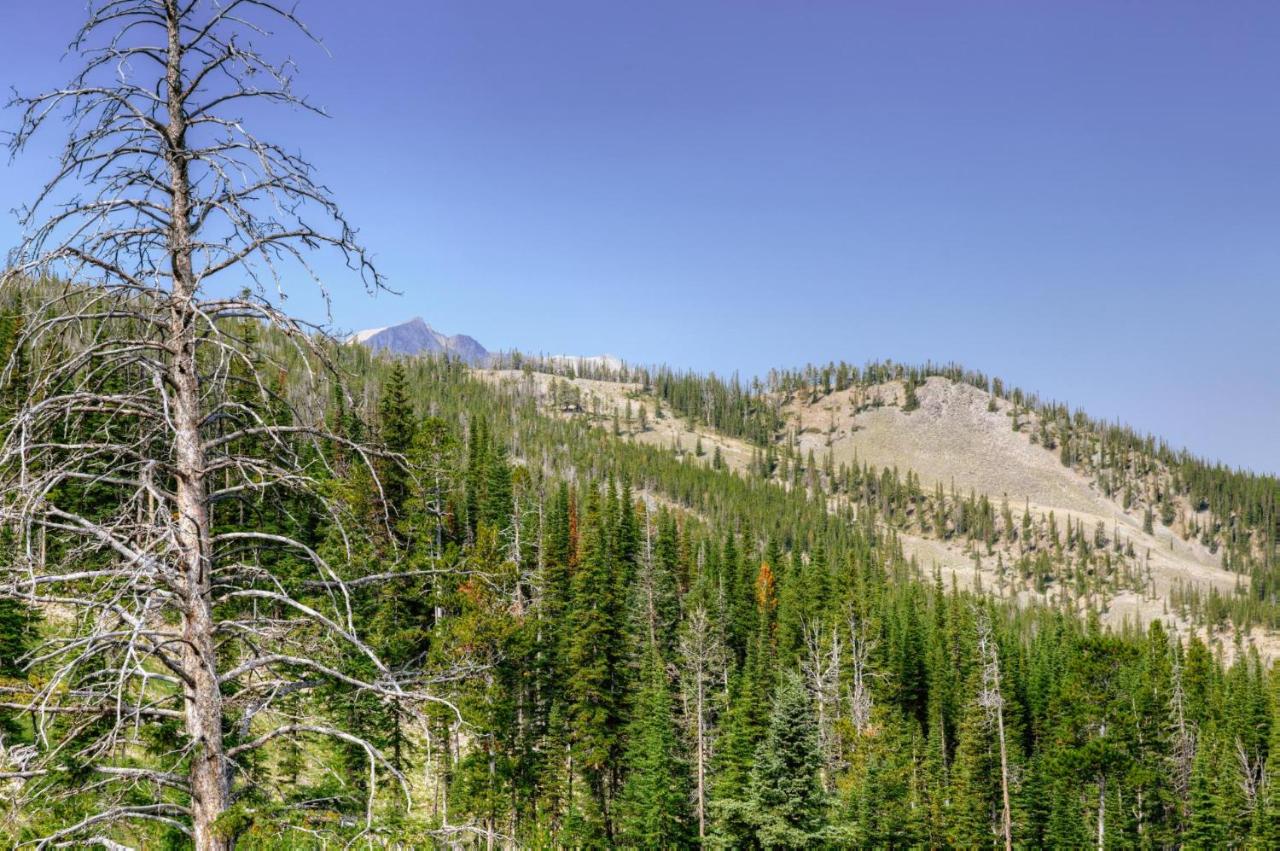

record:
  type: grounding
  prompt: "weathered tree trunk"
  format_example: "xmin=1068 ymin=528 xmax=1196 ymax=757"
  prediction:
xmin=181 ymin=560 xmax=230 ymax=851
xmin=695 ymin=672 xmax=706 ymax=841
xmin=679 ymin=605 xmax=719 ymax=843
xmin=7 ymin=0 xmax=410 ymax=839
xmin=1097 ymin=773 xmax=1106 ymax=850
xmin=978 ymin=614 xmax=1013 ymax=851
xmin=995 ymin=686 xmax=1013 ymax=851
xmin=487 ymin=742 xmax=497 ymax=851
xmin=165 ymin=4 xmax=228 ymax=847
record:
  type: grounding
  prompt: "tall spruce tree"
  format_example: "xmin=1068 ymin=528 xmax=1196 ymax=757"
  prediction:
xmin=744 ymin=670 xmax=830 ymax=848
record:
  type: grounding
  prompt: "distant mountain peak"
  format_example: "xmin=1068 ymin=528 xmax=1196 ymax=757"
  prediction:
xmin=347 ymin=318 xmax=489 ymax=364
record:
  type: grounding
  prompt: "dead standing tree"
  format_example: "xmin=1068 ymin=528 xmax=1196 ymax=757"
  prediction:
xmin=676 ymin=604 xmax=726 ymax=844
xmin=975 ymin=610 xmax=1014 ymax=851
xmin=0 ymin=2 xmax=455 ymax=848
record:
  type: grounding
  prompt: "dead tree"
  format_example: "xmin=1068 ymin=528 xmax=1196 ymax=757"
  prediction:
xmin=677 ymin=605 xmax=726 ymax=843
xmin=0 ymin=2 xmax=457 ymax=848
xmin=976 ymin=610 xmax=1013 ymax=851
xmin=846 ymin=610 xmax=878 ymax=737
xmin=800 ymin=618 xmax=841 ymax=791
xmin=1169 ymin=650 xmax=1197 ymax=820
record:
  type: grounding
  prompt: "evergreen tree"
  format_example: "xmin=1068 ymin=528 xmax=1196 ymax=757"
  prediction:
xmin=1186 ymin=726 xmax=1226 ymax=849
xmin=742 ymin=671 xmax=830 ymax=848
xmin=616 ymin=648 xmax=694 ymax=847
xmin=564 ymin=484 xmax=624 ymax=839
xmin=949 ymin=671 xmax=999 ymax=847
xmin=377 ymin=360 xmax=417 ymax=527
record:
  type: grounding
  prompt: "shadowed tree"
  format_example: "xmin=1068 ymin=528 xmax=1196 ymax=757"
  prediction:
xmin=0 ymin=2 xmax=462 ymax=847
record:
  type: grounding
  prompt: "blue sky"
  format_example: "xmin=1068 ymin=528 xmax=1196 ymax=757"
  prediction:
xmin=2 ymin=2 xmax=1278 ymax=472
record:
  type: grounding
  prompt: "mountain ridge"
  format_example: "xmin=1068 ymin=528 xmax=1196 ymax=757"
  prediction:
xmin=347 ymin=316 xmax=489 ymax=364
xmin=348 ymin=318 xmax=629 ymax=374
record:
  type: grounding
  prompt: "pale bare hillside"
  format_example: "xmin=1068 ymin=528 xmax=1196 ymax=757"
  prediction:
xmin=476 ymin=369 xmax=758 ymax=472
xmin=786 ymin=376 xmax=1253 ymax=638
xmin=791 ymin=377 xmax=1109 ymax=515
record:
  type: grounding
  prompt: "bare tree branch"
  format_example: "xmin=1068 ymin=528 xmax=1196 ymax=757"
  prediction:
xmin=0 ymin=2 xmax=455 ymax=848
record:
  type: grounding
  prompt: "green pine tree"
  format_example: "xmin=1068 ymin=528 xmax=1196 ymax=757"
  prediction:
xmin=616 ymin=648 xmax=694 ymax=847
xmin=745 ymin=670 xmax=830 ymax=848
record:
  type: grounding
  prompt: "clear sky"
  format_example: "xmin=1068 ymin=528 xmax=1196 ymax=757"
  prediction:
xmin=2 ymin=2 xmax=1278 ymax=473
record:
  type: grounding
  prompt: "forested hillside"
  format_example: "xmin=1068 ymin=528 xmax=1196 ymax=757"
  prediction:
xmin=5 ymin=295 xmax=1280 ymax=846
xmin=1 ymin=3 xmax=1275 ymax=847
xmin=494 ymin=354 xmax=1280 ymax=638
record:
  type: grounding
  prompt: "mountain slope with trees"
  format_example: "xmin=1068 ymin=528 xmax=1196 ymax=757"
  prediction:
xmin=480 ymin=357 xmax=1280 ymax=655
xmin=2 ymin=1 xmax=1278 ymax=847
xmin=5 ymin=302 xmax=1280 ymax=845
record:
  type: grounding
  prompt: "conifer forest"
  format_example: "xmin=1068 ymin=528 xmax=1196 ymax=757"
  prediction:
xmin=2 ymin=2 xmax=1278 ymax=849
